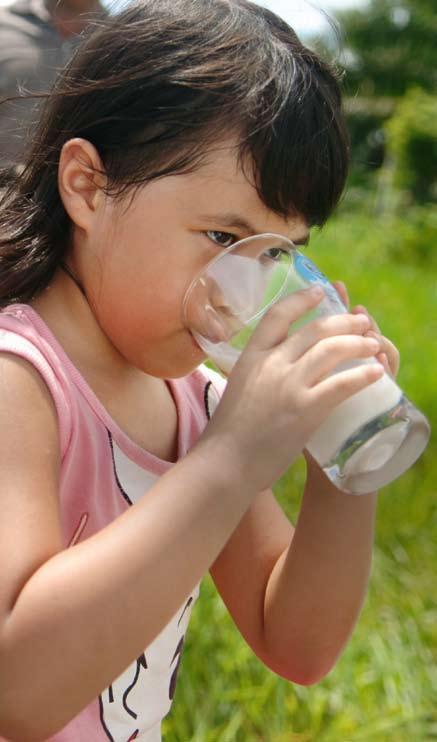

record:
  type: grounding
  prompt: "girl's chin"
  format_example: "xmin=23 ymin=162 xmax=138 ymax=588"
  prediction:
xmin=136 ymin=332 xmax=208 ymax=378
xmin=157 ymin=334 xmax=207 ymax=378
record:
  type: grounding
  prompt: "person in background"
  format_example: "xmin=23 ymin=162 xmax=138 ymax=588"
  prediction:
xmin=0 ymin=0 xmax=103 ymax=176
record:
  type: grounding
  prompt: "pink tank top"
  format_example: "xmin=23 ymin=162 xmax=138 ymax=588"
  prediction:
xmin=0 ymin=304 xmax=224 ymax=742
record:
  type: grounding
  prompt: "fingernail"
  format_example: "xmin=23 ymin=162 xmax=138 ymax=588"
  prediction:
xmin=373 ymin=363 xmax=385 ymax=377
xmin=357 ymin=314 xmax=371 ymax=325
xmin=368 ymin=338 xmax=381 ymax=350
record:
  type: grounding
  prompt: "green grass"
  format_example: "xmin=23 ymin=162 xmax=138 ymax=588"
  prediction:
xmin=163 ymin=213 xmax=436 ymax=741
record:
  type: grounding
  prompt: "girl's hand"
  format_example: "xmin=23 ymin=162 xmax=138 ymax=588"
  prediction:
xmin=200 ymin=286 xmax=386 ymax=493
xmin=332 ymin=280 xmax=400 ymax=379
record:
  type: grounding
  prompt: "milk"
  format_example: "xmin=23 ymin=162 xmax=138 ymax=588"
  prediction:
xmin=305 ymin=362 xmax=402 ymax=465
xmin=203 ymin=338 xmax=402 ymax=463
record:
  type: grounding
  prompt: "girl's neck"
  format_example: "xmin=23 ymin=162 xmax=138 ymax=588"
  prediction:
xmin=30 ymin=267 xmax=135 ymax=384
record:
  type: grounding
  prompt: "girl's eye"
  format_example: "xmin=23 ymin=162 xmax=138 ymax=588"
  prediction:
xmin=263 ymin=247 xmax=289 ymax=262
xmin=206 ymin=230 xmax=236 ymax=248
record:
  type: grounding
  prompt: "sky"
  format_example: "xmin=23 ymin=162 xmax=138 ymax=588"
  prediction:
xmin=251 ymin=0 xmax=369 ymax=36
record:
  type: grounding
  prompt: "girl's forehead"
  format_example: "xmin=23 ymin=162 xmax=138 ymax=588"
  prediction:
xmin=193 ymin=141 xmax=255 ymax=187
xmin=130 ymin=141 xmax=258 ymax=208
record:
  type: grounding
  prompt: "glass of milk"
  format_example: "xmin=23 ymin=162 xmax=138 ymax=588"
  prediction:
xmin=183 ymin=233 xmax=430 ymax=494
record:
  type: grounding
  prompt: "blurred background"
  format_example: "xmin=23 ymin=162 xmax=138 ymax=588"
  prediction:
xmin=1 ymin=0 xmax=435 ymax=739
xmin=164 ymin=2 xmax=437 ymax=740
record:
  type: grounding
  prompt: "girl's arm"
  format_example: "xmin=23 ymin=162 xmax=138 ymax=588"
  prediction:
xmin=211 ymin=468 xmax=376 ymax=686
xmin=211 ymin=294 xmax=399 ymax=685
xmin=0 ymin=354 xmax=255 ymax=741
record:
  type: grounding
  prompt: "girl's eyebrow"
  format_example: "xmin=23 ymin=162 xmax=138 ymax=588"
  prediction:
xmin=198 ymin=212 xmax=255 ymax=234
xmin=198 ymin=212 xmax=310 ymax=245
xmin=292 ymin=234 xmax=310 ymax=247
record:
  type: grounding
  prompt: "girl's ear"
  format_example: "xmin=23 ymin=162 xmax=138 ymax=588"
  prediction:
xmin=58 ymin=138 xmax=107 ymax=232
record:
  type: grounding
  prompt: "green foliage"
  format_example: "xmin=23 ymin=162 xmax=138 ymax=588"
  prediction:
xmin=385 ymin=88 xmax=437 ymax=203
xmin=336 ymin=193 xmax=437 ymax=267
xmin=381 ymin=206 xmax=437 ymax=266
xmin=319 ymin=0 xmax=437 ymax=181
xmin=343 ymin=99 xmax=391 ymax=181
xmin=337 ymin=0 xmax=437 ymax=98
xmin=163 ymin=213 xmax=436 ymax=741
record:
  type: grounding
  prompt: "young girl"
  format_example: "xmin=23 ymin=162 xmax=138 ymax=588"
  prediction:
xmin=0 ymin=1 xmax=400 ymax=740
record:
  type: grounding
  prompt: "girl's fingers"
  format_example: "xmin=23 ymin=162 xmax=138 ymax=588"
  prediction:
xmin=310 ymin=360 xmax=385 ymax=410
xmin=364 ymin=331 xmax=400 ymax=378
xmin=248 ymin=286 xmax=324 ymax=350
xmin=352 ymin=304 xmax=381 ymax=334
xmin=378 ymin=352 xmax=390 ymax=374
xmin=299 ymin=334 xmax=382 ymax=387
xmin=283 ymin=312 xmax=371 ymax=361
xmin=351 ymin=304 xmax=400 ymax=378
xmin=332 ymin=280 xmax=350 ymax=310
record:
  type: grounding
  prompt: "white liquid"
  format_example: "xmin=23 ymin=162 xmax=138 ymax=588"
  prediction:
xmin=306 ymin=364 xmax=402 ymax=464
xmin=206 ymin=342 xmax=403 ymax=465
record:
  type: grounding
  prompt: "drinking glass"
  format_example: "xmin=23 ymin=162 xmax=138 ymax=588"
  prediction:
xmin=183 ymin=233 xmax=430 ymax=494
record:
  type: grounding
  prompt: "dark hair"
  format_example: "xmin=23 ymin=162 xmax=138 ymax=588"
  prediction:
xmin=0 ymin=0 xmax=349 ymax=307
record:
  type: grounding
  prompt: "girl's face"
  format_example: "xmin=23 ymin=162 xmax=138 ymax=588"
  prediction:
xmin=71 ymin=141 xmax=309 ymax=378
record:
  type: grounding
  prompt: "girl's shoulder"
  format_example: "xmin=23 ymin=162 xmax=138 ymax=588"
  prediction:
xmin=0 ymin=303 xmax=73 ymax=456
xmin=0 ymin=303 xmax=69 ymax=380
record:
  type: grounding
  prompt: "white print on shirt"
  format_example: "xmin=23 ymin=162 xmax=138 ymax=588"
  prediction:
xmin=99 ymin=435 xmax=199 ymax=742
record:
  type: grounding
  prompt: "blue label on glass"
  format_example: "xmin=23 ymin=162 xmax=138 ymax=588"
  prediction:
xmin=294 ymin=253 xmax=331 ymax=286
xmin=294 ymin=253 xmax=345 ymax=312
